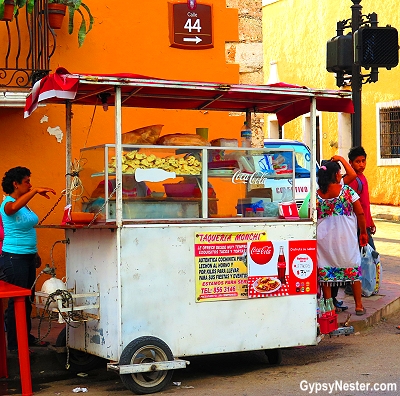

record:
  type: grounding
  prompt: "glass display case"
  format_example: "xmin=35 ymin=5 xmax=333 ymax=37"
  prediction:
xmin=77 ymin=144 xmax=298 ymax=221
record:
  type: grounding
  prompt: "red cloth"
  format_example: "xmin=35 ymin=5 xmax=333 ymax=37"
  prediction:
xmin=24 ymin=67 xmax=79 ymax=118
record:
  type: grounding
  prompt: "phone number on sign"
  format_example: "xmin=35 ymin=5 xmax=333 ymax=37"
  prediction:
xmin=201 ymin=286 xmax=236 ymax=294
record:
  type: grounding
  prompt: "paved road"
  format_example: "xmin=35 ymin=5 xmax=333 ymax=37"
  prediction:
xmin=1 ymin=219 xmax=399 ymax=396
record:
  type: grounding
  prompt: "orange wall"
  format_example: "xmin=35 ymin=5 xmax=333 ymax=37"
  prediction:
xmin=0 ymin=1 xmax=243 ymax=279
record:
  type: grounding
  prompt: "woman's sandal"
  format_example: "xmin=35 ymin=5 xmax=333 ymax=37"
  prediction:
xmin=335 ymin=305 xmax=348 ymax=313
xmin=355 ymin=307 xmax=366 ymax=316
xmin=395 ymin=325 xmax=400 ymax=330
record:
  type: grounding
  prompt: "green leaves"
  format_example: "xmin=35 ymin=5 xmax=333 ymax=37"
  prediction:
xmin=26 ymin=0 xmax=34 ymax=13
xmin=0 ymin=1 xmax=5 ymax=21
xmin=67 ymin=1 xmax=94 ymax=47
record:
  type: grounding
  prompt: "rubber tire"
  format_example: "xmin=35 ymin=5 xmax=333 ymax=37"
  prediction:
xmin=264 ymin=348 xmax=282 ymax=365
xmin=55 ymin=327 xmax=104 ymax=372
xmin=119 ymin=336 xmax=174 ymax=395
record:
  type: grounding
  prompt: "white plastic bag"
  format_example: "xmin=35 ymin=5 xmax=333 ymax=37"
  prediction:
xmin=360 ymin=244 xmax=377 ymax=297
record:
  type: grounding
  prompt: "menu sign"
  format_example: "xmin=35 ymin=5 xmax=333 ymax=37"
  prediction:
xmin=247 ymin=240 xmax=317 ymax=298
xmin=195 ymin=231 xmax=267 ymax=302
xmin=168 ymin=3 xmax=213 ymax=49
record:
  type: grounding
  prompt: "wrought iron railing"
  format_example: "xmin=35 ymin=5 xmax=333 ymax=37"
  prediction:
xmin=0 ymin=0 xmax=56 ymax=89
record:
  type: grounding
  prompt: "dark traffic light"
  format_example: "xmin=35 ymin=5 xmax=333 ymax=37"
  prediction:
xmin=326 ymin=34 xmax=353 ymax=73
xmin=354 ymin=26 xmax=399 ymax=69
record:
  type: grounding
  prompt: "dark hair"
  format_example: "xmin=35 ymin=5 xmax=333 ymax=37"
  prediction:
xmin=2 ymin=166 xmax=31 ymax=194
xmin=317 ymin=161 xmax=340 ymax=194
xmin=348 ymin=146 xmax=367 ymax=162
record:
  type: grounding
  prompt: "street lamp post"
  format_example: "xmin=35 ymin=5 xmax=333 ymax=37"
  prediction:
xmin=351 ymin=0 xmax=362 ymax=147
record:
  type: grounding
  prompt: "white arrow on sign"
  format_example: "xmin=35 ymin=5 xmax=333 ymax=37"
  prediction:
xmin=183 ymin=36 xmax=202 ymax=44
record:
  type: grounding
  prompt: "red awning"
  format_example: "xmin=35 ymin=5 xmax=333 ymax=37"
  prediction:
xmin=24 ymin=67 xmax=354 ymax=125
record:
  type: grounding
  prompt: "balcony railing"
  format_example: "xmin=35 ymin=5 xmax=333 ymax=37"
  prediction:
xmin=0 ymin=0 xmax=56 ymax=89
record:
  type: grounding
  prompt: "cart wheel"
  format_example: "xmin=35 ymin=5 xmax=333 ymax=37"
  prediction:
xmin=55 ymin=327 xmax=104 ymax=372
xmin=264 ymin=348 xmax=282 ymax=365
xmin=119 ymin=336 xmax=174 ymax=395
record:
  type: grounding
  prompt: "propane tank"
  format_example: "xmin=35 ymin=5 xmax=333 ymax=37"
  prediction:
xmin=40 ymin=276 xmax=67 ymax=308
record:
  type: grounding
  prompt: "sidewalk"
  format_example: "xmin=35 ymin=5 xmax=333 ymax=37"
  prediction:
xmin=336 ymin=205 xmax=400 ymax=332
xmin=371 ymin=204 xmax=400 ymax=222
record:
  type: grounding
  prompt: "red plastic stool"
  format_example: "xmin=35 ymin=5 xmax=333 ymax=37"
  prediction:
xmin=0 ymin=280 xmax=33 ymax=396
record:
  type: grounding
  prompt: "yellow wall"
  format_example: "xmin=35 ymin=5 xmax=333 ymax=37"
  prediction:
xmin=0 ymin=0 xmax=244 ymax=278
xmin=262 ymin=0 xmax=400 ymax=206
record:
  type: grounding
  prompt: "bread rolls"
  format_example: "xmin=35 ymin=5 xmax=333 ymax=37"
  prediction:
xmin=157 ymin=133 xmax=210 ymax=146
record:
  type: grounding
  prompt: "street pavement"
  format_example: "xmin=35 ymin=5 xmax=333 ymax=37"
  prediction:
xmin=1 ymin=205 xmax=399 ymax=394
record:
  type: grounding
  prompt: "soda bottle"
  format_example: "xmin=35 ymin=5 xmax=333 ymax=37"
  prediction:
xmin=277 ymin=246 xmax=286 ymax=284
xmin=318 ymin=298 xmax=326 ymax=318
xmin=326 ymin=298 xmax=335 ymax=316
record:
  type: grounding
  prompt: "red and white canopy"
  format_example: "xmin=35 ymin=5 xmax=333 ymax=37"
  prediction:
xmin=24 ymin=67 xmax=353 ymax=125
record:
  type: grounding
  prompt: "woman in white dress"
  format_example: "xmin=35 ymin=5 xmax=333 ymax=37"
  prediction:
xmin=317 ymin=160 xmax=368 ymax=316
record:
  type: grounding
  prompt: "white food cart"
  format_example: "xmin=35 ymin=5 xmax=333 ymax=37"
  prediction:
xmin=26 ymin=69 xmax=354 ymax=394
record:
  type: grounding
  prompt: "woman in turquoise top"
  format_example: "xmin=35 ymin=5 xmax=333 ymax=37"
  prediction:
xmin=0 ymin=166 xmax=55 ymax=352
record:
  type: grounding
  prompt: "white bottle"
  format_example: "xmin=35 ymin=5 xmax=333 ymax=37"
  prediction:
xmin=240 ymin=122 xmax=252 ymax=148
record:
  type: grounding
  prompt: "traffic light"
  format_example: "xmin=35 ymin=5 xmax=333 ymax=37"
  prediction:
xmin=354 ymin=26 xmax=399 ymax=69
xmin=326 ymin=34 xmax=353 ymax=74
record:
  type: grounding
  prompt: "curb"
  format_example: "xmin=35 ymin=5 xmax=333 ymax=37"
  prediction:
xmin=374 ymin=214 xmax=400 ymax=222
xmin=350 ymin=296 xmax=400 ymax=332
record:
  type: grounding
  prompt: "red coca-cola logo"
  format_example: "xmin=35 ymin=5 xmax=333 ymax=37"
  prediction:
xmin=249 ymin=241 xmax=274 ymax=265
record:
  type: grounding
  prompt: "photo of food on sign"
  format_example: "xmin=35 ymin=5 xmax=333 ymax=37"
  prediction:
xmin=253 ymin=277 xmax=281 ymax=294
xmin=271 ymin=153 xmax=293 ymax=175
xmin=247 ymin=240 xmax=317 ymax=298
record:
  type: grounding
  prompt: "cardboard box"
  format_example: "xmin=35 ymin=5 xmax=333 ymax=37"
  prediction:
xmin=246 ymin=187 xmax=272 ymax=199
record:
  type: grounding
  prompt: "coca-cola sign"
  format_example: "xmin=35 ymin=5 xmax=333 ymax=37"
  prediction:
xmin=249 ymin=241 xmax=274 ymax=265
xmin=231 ymin=170 xmax=270 ymax=185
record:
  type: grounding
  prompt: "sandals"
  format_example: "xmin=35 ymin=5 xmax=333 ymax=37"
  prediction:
xmin=333 ymin=298 xmax=348 ymax=313
xmin=395 ymin=325 xmax=400 ymax=330
xmin=355 ymin=308 xmax=366 ymax=316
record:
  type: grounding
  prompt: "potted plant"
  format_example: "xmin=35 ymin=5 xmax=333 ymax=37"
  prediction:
xmin=0 ymin=0 xmax=33 ymax=21
xmin=48 ymin=0 xmax=94 ymax=47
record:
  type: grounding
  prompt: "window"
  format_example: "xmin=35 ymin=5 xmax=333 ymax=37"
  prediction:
xmin=267 ymin=115 xmax=284 ymax=139
xmin=377 ymin=101 xmax=400 ymax=166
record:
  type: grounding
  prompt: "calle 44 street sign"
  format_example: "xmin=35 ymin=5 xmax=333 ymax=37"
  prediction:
xmin=169 ymin=2 xmax=213 ymax=50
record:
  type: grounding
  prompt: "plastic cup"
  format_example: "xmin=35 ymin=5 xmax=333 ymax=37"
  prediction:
xmin=196 ymin=127 xmax=209 ymax=140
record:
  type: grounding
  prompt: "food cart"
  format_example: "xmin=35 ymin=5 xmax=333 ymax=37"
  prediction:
xmin=25 ymin=69 xmax=354 ymax=394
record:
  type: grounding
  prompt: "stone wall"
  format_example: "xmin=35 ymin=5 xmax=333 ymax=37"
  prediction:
xmin=226 ymin=0 xmax=264 ymax=147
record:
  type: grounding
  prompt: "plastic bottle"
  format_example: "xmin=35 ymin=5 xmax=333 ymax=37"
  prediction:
xmin=240 ymin=121 xmax=252 ymax=148
xmin=245 ymin=208 xmax=254 ymax=217
xmin=318 ymin=298 xmax=326 ymax=318
xmin=255 ymin=207 xmax=264 ymax=217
